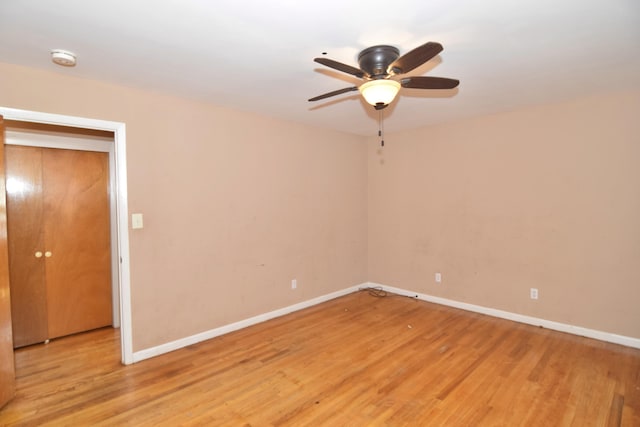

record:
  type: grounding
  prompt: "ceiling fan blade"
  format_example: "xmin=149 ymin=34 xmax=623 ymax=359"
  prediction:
xmin=388 ymin=42 xmax=443 ymax=74
xmin=308 ymin=86 xmax=359 ymax=102
xmin=400 ymin=76 xmax=460 ymax=89
xmin=314 ymin=57 xmax=366 ymax=78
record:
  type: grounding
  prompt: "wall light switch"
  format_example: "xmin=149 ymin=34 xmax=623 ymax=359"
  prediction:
xmin=132 ymin=213 xmax=144 ymax=229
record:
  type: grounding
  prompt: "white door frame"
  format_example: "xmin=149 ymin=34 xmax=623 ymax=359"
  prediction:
xmin=0 ymin=107 xmax=133 ymax=365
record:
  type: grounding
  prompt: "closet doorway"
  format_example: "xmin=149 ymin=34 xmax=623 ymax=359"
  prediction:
xmin=5 ymin=126 xmax=116 ymax=348
xmin=0 ymin=107 xmax=132 ymax=365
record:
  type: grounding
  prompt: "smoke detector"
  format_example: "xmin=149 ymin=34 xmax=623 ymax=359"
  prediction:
xmin=51 ymin=49 xmax=76 ymax=67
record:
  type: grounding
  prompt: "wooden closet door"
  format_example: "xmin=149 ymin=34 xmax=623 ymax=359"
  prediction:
xmin=43 ymin=148 xmax=112 ymax=339
xmin=5 ymin=145 xmax=48 ymax=348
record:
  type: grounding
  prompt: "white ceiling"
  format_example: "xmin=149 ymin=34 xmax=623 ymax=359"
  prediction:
xmin=1 ymin=0 xmax=639 ymax=136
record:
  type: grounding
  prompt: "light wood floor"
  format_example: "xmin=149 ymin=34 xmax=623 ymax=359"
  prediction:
xmin=1 ymin=291 xmax=639 ymax=426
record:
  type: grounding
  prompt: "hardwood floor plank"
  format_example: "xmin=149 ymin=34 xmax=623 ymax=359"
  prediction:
xmin=1 ymin=291 xmax=639 ymax=425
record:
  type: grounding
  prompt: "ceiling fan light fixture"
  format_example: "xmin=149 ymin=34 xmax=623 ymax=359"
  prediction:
xmin=359 ymin=79 xmax=400 ymax=107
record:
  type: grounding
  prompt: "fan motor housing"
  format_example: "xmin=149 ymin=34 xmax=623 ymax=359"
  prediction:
xmin=357 ymin=45 xmax=399 ymax=78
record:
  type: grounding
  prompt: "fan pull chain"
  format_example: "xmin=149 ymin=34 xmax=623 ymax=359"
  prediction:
xmin=378 ymin=110 xmax=385 ymax=147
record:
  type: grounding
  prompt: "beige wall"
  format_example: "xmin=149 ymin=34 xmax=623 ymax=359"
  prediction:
xmin=368 ymin=91 xmax=640 ymax=338
xmin=0 ymin=62 xmax=368 ymax=350
xmin=1 ymin=60 xmax=638 ymax=351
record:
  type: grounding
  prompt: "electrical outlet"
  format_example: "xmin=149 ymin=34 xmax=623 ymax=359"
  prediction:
xmin=530 ymin=288 xmax=538 ymax=300
xmin=435 ymin=272 xmax=442 ymax=283
xmin=291 ymin=279 xmax=297 ymax=290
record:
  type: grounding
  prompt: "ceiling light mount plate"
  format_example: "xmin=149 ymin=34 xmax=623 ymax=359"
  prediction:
xmin=51 ymin=49 xmax=77 ymax=66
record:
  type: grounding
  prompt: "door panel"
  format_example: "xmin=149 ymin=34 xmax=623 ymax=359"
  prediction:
xmin=0 ymin=115 xmax=17 ymax=408
xmin=43 ymin=149 xmax=112 ymax=338
xmin=5 ymin=145 xmax=48 ymax=348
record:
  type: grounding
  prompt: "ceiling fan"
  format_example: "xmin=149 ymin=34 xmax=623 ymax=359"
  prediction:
xmin=308 ymin=41 xmax=459 ymax=110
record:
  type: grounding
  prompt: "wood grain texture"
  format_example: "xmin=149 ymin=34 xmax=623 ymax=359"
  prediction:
xmin=6 ymin=146 xmax=112 ymax=346
xmin=5 ymin=145 xmax=48 ymax=348
xmin=0 ymin=116 xmax=17 ymax=408
xmin=1 ymin=291 xmax=639 ymax=425
xmin=42 ymin=148 xmax=112 ymax=338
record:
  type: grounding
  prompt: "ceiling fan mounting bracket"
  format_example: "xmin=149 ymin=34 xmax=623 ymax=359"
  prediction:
xmin=357 ymin=45 xmax=399 ymax=77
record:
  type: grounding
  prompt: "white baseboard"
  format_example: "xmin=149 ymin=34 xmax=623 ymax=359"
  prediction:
xmin=133 ymin=281 xmax=640 ymax=363
xmin=132 ymin=285 xmax=361 ymax=363
xmin=364 ymin=282 xmax=640 ymax=350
